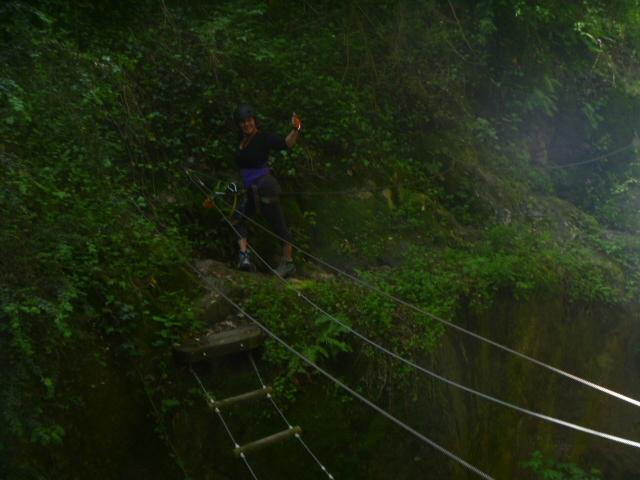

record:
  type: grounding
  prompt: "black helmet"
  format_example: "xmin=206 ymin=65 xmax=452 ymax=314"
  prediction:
xmin=233 ymin=104 xmax=255 ymax=123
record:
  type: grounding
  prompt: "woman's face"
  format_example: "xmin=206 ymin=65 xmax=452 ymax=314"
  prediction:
xmin=239 ymin=116 xmax=257 ymax=136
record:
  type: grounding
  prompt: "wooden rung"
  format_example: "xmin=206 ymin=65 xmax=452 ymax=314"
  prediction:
xmin=233 ymin=426 xmax=302 ymax=457
xmin=209 ymin=386 xmax=273 ymax=410
xmin=173 ymin=326 xmax=263 ymax=364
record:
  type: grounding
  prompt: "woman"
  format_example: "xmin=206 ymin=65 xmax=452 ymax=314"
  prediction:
xmin=231 ymin=104 xmax=301 ymax=277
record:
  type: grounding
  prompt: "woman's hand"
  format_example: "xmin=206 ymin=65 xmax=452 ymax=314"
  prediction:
xmin=286 ymin=112 xmax=301 ymax=148
xmin=291 ymin=112 xmax=302 ymax=132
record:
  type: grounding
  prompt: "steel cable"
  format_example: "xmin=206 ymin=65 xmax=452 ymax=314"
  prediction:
xmin=135 ymin=195 xmax=638 ymax=480
xmin=129 ymin=196 xmax=492 ymax=478
xmin=545 ymin=142 xmax=637 ymax=169
xmin=189 ymin=268 xmax=495 ymax=480
xmin=131 ymin=197 xmax=319 ymax=479
xmin=191 ymin=368 xmax=259 ymax=479
xmin=204 ymin=188 xmax=640 ymax=410
xmin=248 ymin=353 xmax=335 ymax=479
xmin=207 ymin=199 xmax=640 ymax=450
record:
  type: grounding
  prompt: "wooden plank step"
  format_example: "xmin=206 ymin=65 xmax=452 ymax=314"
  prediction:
xmin=174 ymin=325 xmax=263 ymax=363
xmin=209 ymin=386 xmax=273 ymax=410
xmin=233 ymin=426 xmax=302 ymax=457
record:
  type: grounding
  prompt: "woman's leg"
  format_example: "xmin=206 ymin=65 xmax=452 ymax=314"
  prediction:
xmin=260 ymin=196 xmax=295 ymax=276
xmin=258 ymin=177 xmax=292 ymax=251
xmin=261 ymin=201 xmax=293 ymax=253
xmin=257 ymin=175 xmax=295 ymax=276
xmin=232 ymin=194 xmax=256 ymax=270
xmin=262 ymin=202 xmax=295 ymax=277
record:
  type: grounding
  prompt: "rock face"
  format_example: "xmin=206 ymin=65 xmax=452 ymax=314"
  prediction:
xmin=430 ymin=299 xmax=640 ymax=479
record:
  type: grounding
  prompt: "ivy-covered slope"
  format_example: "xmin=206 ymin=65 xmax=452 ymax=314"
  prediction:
xmin=1 ymin=1 xmax=639 ymax=479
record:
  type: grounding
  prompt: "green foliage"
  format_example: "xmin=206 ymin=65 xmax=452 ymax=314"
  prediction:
xmin=1 ymin=0 xmax=638 ymax=477
xmin=0 ymin=4 xmax=204 ymax=476
xmin=596 ymin=173 xmax=640 ymax=231
xmin=241 ymin=270 xmax=446 ymax=405
xmin=522 ymin=451 xmax=602 ymax=480
xmin=242 ymin=278 xmax=352 ymax=390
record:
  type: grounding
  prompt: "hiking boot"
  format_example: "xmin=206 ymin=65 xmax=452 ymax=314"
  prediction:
xmin=237 ymin=251 xmax=255 ymax=272
xmin=275 ymin=259 xmax=296 ymax=278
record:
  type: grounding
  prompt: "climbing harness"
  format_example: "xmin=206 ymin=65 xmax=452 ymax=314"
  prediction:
xmin=185 ymin=168 xmax=238 ymax=218
xmin=187 ymin=169 xmax=284 ymax=234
